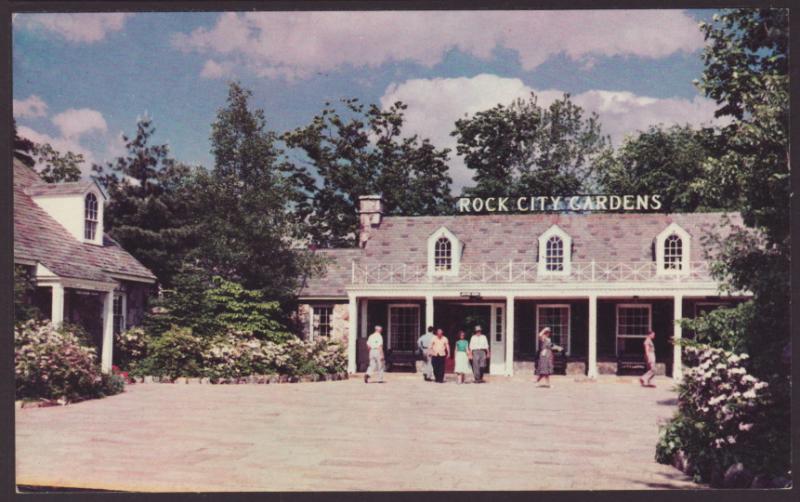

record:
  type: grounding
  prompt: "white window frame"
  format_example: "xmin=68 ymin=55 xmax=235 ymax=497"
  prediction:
xmin=387 ymin=303 xmax=421 ymax=352
xmin=84 ymin=192 xmax=99 ymax=242
xmin=615 ymin=303 xmax=652 ymax=356
xmin=309 ymin=304 xmax=334 ymax=340
xmin=112 ymin=292 xmax=127 ymax=335
xmin=655 ymin=223 xmax=690 ymax=276
xmin=537 ymin=224 xmax=572 ymax=276
xmin=536 ymin=304 xmax=571 ymax=356
xmin=427 ymin=226 xmax=461 ymax=277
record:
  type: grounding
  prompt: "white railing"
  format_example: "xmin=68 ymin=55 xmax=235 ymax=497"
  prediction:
xmin=351 ymin=260 xmax=712 ymax=284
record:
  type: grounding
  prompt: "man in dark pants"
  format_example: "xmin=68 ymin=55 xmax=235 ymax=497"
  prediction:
xmin=468 ymin=325 xmax=490 ymax=383
xmin=428 ymin=328 xmax=450 ymax=383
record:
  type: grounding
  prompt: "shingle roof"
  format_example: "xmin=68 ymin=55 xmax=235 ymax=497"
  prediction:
xmin=25 ymin=179 xmax=103 ymax=198
xmin=13 ymin=160 xmax=156 ymax=283
xmin=299 ymin=211 xmax=743 ymax=298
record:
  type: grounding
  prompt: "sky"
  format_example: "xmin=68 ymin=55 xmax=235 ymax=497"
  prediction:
xmin=13 ymin=10 xmax=722 ymax=191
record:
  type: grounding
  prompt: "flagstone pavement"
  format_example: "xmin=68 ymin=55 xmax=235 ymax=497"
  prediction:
xmin=15 ymin=374 xmax=704 ymax=492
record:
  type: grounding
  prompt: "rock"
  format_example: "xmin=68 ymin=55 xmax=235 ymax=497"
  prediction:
xmin=200 ymin=377 xmax=210 ymax=384
xmin=268 ymin=375 xmax=278 ymax=384
xmin=144 ymin=376 xmax=154 ymax=384
xmin=289 ymin=376 xmax=300 ymax=383
xmin=565 ymin=362 xmax=586 ymax=375
xmin=278 ymin=375 xmax=289 ymax=383
xmin=723 ymin=463 xmax=754 ymax=489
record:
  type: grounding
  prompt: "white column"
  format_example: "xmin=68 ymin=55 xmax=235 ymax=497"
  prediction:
xmin=673 ymin=295 xmax=684 ymax=381
xmin=101 ymin=291 xmax=114 ymax=373
xmin=347 ymin=294 xmax=358 ymax=374
xmin=505 ymin=295 xmax=515 ymax=376
xmin=588 ymin=294 xmax=598 ymax=379
xmin=50 ymin=283 xmax=64 ymax=327
xmin=359 ymin=298 xmax=368 ymax=339
xmin=425 ymin=294 xmax=434 ymax=330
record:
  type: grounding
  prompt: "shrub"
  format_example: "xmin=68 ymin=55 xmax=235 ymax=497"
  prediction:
xmin=144 ymin=326 xmax=207 ymax=380
xmin=656 ymin=345 xmax=787 ymax=483
xmin=115 ymin=327 xmax=150 ymax=371
xmin=15 ymin=320 xmax=123 ymax=402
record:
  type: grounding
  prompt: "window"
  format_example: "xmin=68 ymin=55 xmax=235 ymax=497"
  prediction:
xmin=494 ymin=306 xmax=504 ymax=343
xmin=434 ymin=237 xmax=452 ymax=271
xmin=84 ymin=193 xmax=98 ymax=241
xmin=388 ymin=305 xmax=420 ymax=351
xmin=616 ymin=304 xmax=652 ymax=356
xmin=664 ymin=235 xmax=683 ymax=271
xmin=311 ymin=305 xmax=333 ymax=339
xmin=537 ymin=305 xmax=571 ymax=355
xmin=545 ymin=236 xmax=564 ymax=271
xmin=112 ymin=293 xmax=126 ymax=335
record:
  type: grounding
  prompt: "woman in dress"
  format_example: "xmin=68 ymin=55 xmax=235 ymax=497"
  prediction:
xmin=453 ymin=330 xmax=470 ymax=384
xmin=535 ymin=327 xmax=556 ymax=387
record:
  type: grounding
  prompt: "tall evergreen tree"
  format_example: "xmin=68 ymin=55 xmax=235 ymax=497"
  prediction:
xmin=283 ymin=99 xmax=453 ymax=248
xmin=93 ymin=118 xmax=199 ymax=287
xmin=453 ymin=93 xmax=608 ymax=199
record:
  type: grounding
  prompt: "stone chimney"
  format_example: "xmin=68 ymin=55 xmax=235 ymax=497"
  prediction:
xmin=358 ymin=195 xmax=383 ymax=248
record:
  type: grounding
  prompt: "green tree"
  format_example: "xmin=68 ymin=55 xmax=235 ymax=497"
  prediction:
xmin=14 ymin=265 xmax=41 ymax=323
xmin=195 ymin=82 xmax=316 ymax=299
xmin=31 ymin=143 xmax=83 ymax=183
xmin=92 ymin=118 xmax=199 ymax=287
xmin=283 ymin=98 xmax=453 ymax=248
xmin=13 ymin=119 xmax=35 ymax=168
xmin=453 ymin=93 xmax=608 ymax=199
xmin=595 ymin=125 xmax=727 ymax=212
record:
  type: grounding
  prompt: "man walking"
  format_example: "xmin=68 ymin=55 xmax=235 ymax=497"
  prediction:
xmin=428 ymin=328 xmax=450 ymax=383
xmin=640 ymin=330 xmax=657 ymax=387
xmin=418 ymin=326 xmax=435 ymax=381
xmin=469 ymin=325 xmax=490 ymax=383
xmin=365 ymin=325 xmax=385 ymax=383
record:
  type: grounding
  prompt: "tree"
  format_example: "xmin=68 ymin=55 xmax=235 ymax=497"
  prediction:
xmin=13 ymin=119 xmax=35 ymax=168
xmin=31 ymin=143 xmax=83 ymax=183
xmin=194 ymin=82 xmax=316 ymax=299
xmin=283 ymin=98 xmax=453 ymax=248
xmin=595 ymin=125 xmax=728 ymax=212
xmin=93 ymin=117 xmax=199 ymax=287
xmin=453 ymin=93 xmax=608 ymax=199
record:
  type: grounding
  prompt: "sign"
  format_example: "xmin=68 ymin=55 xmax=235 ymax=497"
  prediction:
xmin=456 ymin=194 xmax=663 ymax=213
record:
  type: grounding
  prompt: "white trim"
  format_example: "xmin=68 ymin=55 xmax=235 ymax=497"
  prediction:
xmin=588 ymin=294 xmax=598 ymax=378
xmin=538 ymin=224 xmax=572 ymax=277
xmin=427 ymin=226 xmax=461 ymax=277
xmin=347 ymin=294 xmax=357 ymax=373
xmin=112 ymin=292 xmax=127 ymax=335
xmin=615 ymin=303 xmax=653 ymax=357
xmin=673 ymin=295 xmax=684 ymax=381
xmin=656 ymin=223 xmax=691 ymax=276
xmin=386 ymin=303 xmax=421 ymax=352
xmin=536 ymin=303 xmax=572 ymax=356
xmin=108 ymin=272 xmax=157 ymax=284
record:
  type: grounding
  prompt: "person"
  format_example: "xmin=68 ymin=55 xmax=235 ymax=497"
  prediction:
xmin=468 ymin=325 xmax=490 ymax=383
xmin=535 ymin=327 xmax=560 ymax=387
xmin=417 ymin=326 xmax=435 ymax=381
xmin=428 ymin=328 xmax=450 ymax=383
xmin=453 ymin=330 xmax=470 ymax=384
xmin=640 ymin=330 xmax=657 ymax=387
xmin=365 ymin=325 xmax=385 ymax=383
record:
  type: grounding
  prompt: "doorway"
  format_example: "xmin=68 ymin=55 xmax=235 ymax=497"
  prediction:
xmin=436 ymin=302 xmax=505 ymax=374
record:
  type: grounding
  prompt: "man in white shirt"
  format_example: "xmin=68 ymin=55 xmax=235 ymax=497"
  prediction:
xmin=468 ymin=325 xmax=490 ymax=383
xmin=417 ymin=326 xmax=435 ymax=381
xmin=365 ymin=325 xmax=385 ymax=383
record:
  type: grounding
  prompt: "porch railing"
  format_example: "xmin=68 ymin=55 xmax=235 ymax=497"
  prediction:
xmin=350 ymin=260 xmax=712 ymax=285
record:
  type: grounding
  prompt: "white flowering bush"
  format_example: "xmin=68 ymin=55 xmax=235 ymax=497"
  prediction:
xmin=15 ymin=320 xmax=123 ymax=402
xmin=114 ymin=327 xmax=150 ymax=371
xmin=656 ymin=345 xmax=775 ymax=484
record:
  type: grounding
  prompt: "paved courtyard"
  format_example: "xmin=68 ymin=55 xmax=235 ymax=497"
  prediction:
xmin=16 ymin=374 xmax=702 ymax=491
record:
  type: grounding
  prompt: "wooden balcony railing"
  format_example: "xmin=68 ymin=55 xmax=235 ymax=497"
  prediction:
xmin=351 ymin=260 xmax=712 ymax=285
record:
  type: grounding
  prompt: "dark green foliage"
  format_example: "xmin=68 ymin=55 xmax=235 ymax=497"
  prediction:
xmin=31 ymin=143 xmax=83 ymax=183
xmin=283 ymin=98 xmax=453 ymax=248
xmin=144 ymin=326 xmax=206 ymax=380
xmin=14 ymin=265 xmax=40 ymax=323
xmin=93 ymin=118 xmax=199 ymax=288
xmin=13 ymin=119 xmax=35 ymax=168
xmin=595 ymin=125 xmax=728 ymax=212
xmin=453 ymin=93 xmax=607 ymax=199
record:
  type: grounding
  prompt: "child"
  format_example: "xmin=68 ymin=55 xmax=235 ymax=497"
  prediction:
xmin=453 ymin=330 xmax=470 ymax=384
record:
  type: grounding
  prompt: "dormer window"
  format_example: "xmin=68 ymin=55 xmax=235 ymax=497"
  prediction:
xmin=84 ymin=193 xmax=98 ymax=241
xmin=656 ymin=223 xmax=690 ymax=275
xmin=538 ymin=225 xmax=572 ymax=276
xmin=427 ymin=227 xmax=461 ymax=277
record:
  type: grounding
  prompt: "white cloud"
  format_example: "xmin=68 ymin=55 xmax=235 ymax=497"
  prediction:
xmin=172 ymin=10 xmax=703 ymax=80
xmin=51 ymin=108 xmax=108 ymax=139
xmin=13 ymin=95 xmax=48 ymax=118
xmin=200 ymin=59 xmax=234 ymax=79
xmin=380 ymin=74 xmax=724 ymax=191
xmin=16 ymin=13 xmax=132 ymax=43
xmin=17 ymin=125 xmax=97 ymax=175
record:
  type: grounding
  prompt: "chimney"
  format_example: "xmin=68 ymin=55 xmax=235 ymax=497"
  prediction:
xmin=358 ymin=195 xmax=383 ymax=248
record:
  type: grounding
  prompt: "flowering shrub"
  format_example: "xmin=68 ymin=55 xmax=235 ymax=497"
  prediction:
xmin=114 ymin=327 xmax=150 ymax=371
xmin=656 ymin=345 xmax=778 ymax=484
xmin=142 ymin=326 xmax=207 ymax=380
xmin=15 ymin=320 xmax=123 ymax=402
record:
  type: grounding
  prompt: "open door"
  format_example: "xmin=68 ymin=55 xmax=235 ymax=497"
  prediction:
xmin=489 ymin=304 xmax=505 ymax=374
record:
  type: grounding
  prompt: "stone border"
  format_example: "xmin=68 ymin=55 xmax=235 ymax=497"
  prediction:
xmin=132 ymin=372 xmax=350 ymax=385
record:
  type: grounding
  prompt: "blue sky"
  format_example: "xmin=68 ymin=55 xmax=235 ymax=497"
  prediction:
xmin=13 ymin=10 xmax=720 ymax=190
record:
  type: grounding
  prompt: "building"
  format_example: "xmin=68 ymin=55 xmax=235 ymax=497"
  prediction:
xmin=298 ymin=195 xmax=750 ymax=380
xmin=13 ymin=159 xmax=157 ymax=372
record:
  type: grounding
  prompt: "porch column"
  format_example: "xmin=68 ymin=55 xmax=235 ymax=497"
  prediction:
xmin=347 ymin=293 xmax=358 ymax=374
xmin=101 ymin=291 xmax=114 ymax=373
xmin=50 ymin=283 xmax=64 ymax=327
xmin=505 ymin=295 xmax=515 ymax=376
xmin=588 ymin=294 xmax=598 ymax=378
xmin=425 ymin=294 xmax=434 ymax=329
xmin=360 ymin=298 xmax=368 ymax=339
xmin=673 ymin=294 xmax=684 ymax=381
